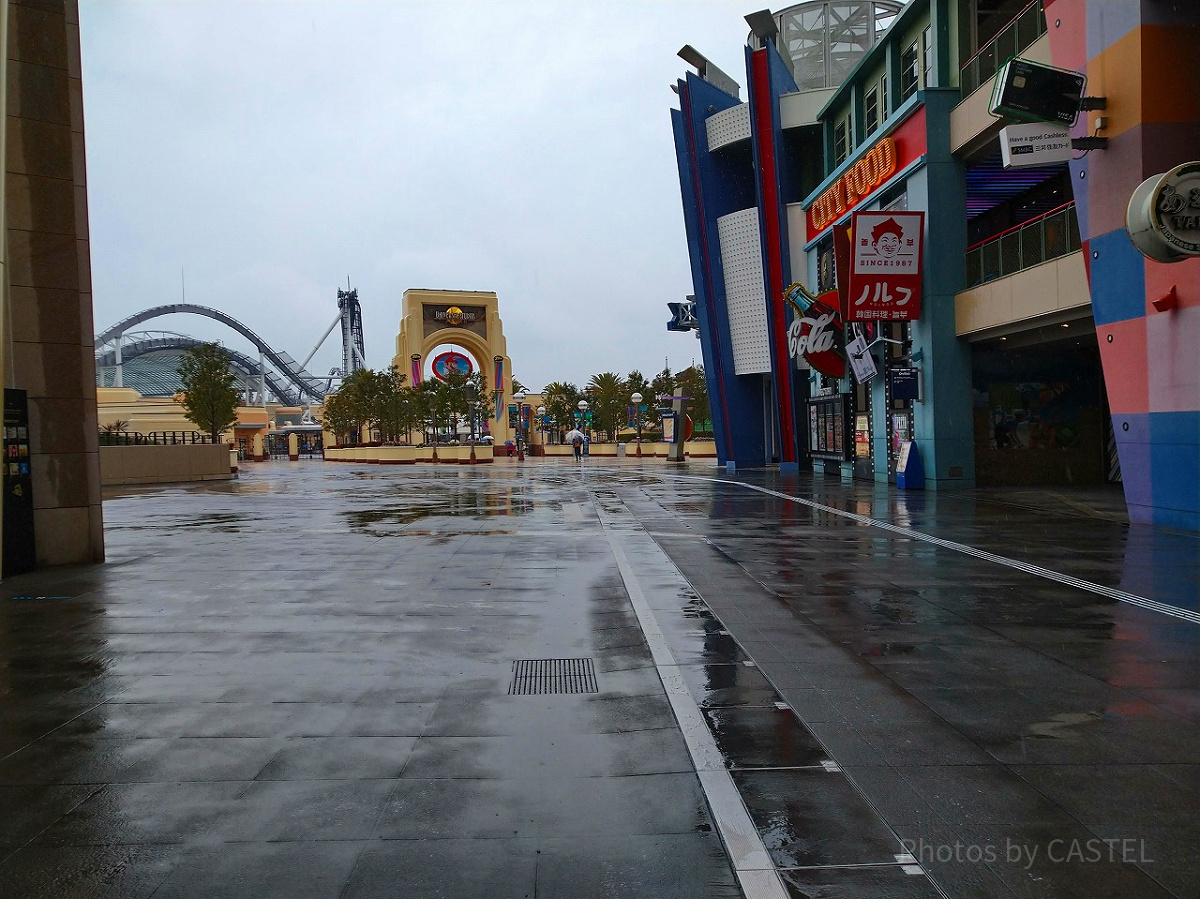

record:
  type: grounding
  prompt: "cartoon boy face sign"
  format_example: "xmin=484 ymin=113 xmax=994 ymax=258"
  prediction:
xmin=871 ymin=217 xmax=904 ymax=258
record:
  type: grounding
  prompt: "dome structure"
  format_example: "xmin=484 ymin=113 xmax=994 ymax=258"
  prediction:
xmin=754 ymin=0 xmax=905 ymax=92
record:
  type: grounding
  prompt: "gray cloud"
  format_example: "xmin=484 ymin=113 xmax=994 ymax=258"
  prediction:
xmin=82 ymin=0 xmax=749 ymax=390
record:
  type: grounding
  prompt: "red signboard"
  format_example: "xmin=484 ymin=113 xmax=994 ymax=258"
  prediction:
xmin=847 ymin=210 xmax=925 ymax=321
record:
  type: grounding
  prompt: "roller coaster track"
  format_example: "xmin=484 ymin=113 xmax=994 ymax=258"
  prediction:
xmin=95 ymin=304 xmax=330 ymax=402
xmin=95 ymin=336 xmax=308 ymax=406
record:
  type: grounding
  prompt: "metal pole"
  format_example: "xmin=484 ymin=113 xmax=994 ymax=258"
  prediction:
xmin=301 ymin=313 xmax=342 ymax=371
xmin=114 ymin=333 xmax=123 ymax=387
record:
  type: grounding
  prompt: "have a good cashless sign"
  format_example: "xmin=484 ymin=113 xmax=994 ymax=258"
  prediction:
xmin=1000 ymin=123 xmax=1072 ymax=168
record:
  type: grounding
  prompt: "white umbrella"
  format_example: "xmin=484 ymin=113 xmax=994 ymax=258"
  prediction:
xmin=564 ymin=429 xmax=584 ymax=444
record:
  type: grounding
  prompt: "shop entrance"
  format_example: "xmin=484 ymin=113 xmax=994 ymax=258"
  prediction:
xmin=970 ymin=321 xmax=1107 ymax=486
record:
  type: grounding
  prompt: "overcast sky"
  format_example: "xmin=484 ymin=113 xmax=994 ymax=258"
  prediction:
xmin=81 ymin=0 xmax=755 ymax=393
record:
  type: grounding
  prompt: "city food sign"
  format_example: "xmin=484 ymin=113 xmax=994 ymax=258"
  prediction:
xmin=810 ymin=138 xmax=897 ymax=233
xmin=847 ymin=211 xmax=924 ymax=321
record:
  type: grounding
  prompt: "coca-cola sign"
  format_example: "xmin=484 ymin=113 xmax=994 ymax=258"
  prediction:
xmin=784 ymin=282 xmax=845 ymax=379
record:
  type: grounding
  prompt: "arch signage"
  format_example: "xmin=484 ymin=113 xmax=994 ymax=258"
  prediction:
xmin=422 ymin=304 xmax=487 ymax=338
xmin=431 ymin=350 xmax=473 ymax=380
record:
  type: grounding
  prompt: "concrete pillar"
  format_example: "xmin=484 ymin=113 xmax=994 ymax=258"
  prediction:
xmin=252 ymin=432 xmax=264 ymax=462
xmin=288 ymin=432 xmax=298 ymax=461
xmin=5 ymin=0 xmax=104 ymax=568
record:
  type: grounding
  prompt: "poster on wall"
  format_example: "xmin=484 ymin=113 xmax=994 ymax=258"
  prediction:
xmin=848 ymin=211 xmax=924 ymax=321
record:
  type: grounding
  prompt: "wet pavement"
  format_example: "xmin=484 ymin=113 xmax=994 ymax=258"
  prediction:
xmin=1 ymin=460 xmax=1198 ymax=898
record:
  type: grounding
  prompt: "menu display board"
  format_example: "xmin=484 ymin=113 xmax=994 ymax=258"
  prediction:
xmin=854 ymin=414 xmax=871 ymax=459
xmin=3 ymin=389 xmax=35 ymax=576
xmin=807 ymin=395 xmax=852 ymax=462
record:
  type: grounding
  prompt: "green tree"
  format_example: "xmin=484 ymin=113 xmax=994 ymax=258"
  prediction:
xmin=317 ymin=390 xmax=356 ymax=445
xmin=177 ymin=342 xmax=240 ymax=440
xmin=342 ymin=368 xmax=383 ymax=441
xmin=625 ymin=370 xmax=650 ymax=399
xmin=650 ymin=365 xmax=674 ymax=401
xmin=374 ymin=367 xmax=415 ymax=442
xmin=586 ymin=371 xmax=625 ymax=440
xmin=317 ymin=368 xmax=384 ymax=444
xmin=541 ymin=381 xmax=580 ymax=442
xmin=674 ymin=365 xmax=711 ymax=429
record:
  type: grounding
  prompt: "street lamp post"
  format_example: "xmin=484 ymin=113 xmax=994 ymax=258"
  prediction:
xmin=577 ymin=399 xmax=589 ymax=457
xmin=514 ymin=390 xmax=526 ymax=461
xmin=630 ymin=392 xmax=643 ymax=457
xmin=536 ymin=406 xmax=546 ymax=455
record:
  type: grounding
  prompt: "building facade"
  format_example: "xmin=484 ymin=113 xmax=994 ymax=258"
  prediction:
xmin=671 ymin=0 xmax=1200 ymax=528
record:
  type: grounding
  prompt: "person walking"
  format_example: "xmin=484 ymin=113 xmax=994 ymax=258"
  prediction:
xmin=566 ymin=428 xmax=585 ymax=461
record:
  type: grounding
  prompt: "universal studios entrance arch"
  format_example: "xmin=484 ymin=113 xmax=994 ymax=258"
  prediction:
xmin=391 ymin=289 xmax=519 ymax=446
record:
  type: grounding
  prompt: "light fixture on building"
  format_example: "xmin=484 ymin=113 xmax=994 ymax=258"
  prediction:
xmin=744 ymin=9 xmax=778 ymax=48
xmin=677 ymin=45 xmax=741 ymax=97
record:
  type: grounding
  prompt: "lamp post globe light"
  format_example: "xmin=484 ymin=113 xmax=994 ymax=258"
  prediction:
xmin=513 ymin=390 xmax=526 ymax=461
xmin=536 ymin=406 xmax=546 ymax=452
xmin=630 ymin=392 xmax=643 ymax=457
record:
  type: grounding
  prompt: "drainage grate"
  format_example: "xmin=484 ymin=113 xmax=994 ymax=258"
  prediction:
xmin=509 ymin=658 xmax=599 ymax=695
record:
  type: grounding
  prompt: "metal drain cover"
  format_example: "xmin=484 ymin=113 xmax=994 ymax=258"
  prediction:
xmin=509 ymin=658 xmax=599 ymax=695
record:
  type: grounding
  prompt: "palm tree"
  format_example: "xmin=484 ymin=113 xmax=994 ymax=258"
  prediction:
xmin=586 ymin=372 xmax=624 ymax=440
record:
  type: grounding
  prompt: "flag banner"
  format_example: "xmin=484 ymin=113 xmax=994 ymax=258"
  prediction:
xmin=493 ymin=357 xmax=504 ymax=421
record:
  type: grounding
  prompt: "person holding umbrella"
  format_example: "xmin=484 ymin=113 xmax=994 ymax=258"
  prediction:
xmin=565 ymin=428 xmax=585 ymax=461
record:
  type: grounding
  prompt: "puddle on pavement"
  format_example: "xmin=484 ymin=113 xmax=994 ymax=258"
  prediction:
xmin=1026 ymin=710 xmax=1103 ymax=739
xmin=108 ymin=512 xmax=244 ymax=533
xmin=343 ymin=489 xmax=534 ymax=533
xmin=703 ymin=706 xmax=828 ymax=769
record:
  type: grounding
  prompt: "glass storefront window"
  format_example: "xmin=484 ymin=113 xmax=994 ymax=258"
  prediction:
xmin=900 ymin=40 xmax=919 ymax=99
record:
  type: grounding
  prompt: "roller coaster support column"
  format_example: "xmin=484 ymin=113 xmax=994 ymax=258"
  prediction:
xmin=114 ymin=333 xmax=123 ymax=387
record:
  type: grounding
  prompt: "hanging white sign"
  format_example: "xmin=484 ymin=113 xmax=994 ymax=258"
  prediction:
xmin=999 ymin=123 xmax=1072 ymax=168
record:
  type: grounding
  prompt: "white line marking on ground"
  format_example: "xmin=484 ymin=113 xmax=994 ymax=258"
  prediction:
xmin=594 ymin=496 xmax=790 ymax=899
xmin=675 ymin=476 xmax=1200 ymax=626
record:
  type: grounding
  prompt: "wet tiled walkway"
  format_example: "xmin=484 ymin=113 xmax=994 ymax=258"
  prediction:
xmin=1 ymin=462 xmax=1197 ymax=898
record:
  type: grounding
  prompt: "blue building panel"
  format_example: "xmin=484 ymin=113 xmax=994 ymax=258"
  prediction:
xmin=1149 ymin=410 xmax=1200 ymax=447
xmin=673 ymin=73 xmax=768 ymax=467
xmin=1089 ymin=228 xmax=1148 ymax=326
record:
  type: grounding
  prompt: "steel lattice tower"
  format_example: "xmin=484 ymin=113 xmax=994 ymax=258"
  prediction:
xmin=338 ymin=287 xmax=366 ymax=375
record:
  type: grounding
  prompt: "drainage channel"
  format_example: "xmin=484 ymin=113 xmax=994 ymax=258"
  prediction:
xmin=591 ymin=487 xmax=940 ymax=899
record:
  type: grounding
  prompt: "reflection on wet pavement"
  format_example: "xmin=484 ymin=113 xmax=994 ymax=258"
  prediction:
xmin=638 ymin=468 xmax=1200 ymax=898
xmin=1 ymin=462 xmax=1197 ymax=898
